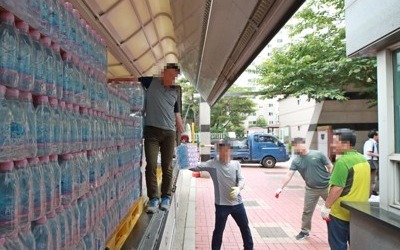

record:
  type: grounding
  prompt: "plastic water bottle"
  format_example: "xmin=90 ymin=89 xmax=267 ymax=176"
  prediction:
xmin=74 ymin=105 xmax=83 ymax=152
xmin=0 ymin=11 xmax=19 ymax=89
xmin=28 ymin=157 xmax=45 ymax=221
xmin=48 ymin=0 xmax=61 ymax=42
xmin=50 ymin=155 xmax=61 ymax=209
xmin=59 ymin=101 xmax=70 ymax=154
xmin=87 ymin=150 xmax=98 ymax=190
xmin=55 ymin=206 xmax=70 ymax=250
xmin=18 ymin=224 xmax=36 ymax=250
xmin=14 ymin=159 xmax=33 ymax=229
xmin=19 ymin=92 xmax=37 ymax=158
xmin=94 ymin=220 xmax=105 ymax=250
xmin=4 ymin=233 xmax=23 ymax=250
xmin=35 ymin=95 xmax=53 ymax=156
xmin=39 ymin=156 xmax=55 ymax=214
xmin=32 ymin=216 xmax=52 ymax=250
xmin=47 ymin=210 xmax=61 ymax=250
xmin=63 ymin=203 xmax=76 ymax=247
xmin=81 ymin=108 xmax=92 ymax=151
xmin=77 ymin=194 xmax=89 ymax=237
xmin=29 ymin=29 xmax=46 ymax=96
xmin=83 ymin=231 xmax=95 ymax=250
xmin=39 ymin=0 xmax=51 ymax=33
xmin=0 ymin=161 xmax=18 ymax=237
xmin=51 ymin=43 xmax=64 ymax=100
xmin=15 ymin=21 xmax=34 ymax=92
xmin=60 ymin=154 xmax=75 ymax=205
xmin=0 ymin=85 xmax=12 ymax=162
xmin=5 ymin=88 xmax=29 ymax=160
xmin=49 ymin=98 xmax=63 ymax=155
xmin=62 ymin=52 xmax=75 ymax=103
xmin=40 ymin=36 xmax=57 ymax=98
xmin=71 ymin=200 xmax=81 ymax=246
xmin=66 ymin=103 xmax=78 ymax=151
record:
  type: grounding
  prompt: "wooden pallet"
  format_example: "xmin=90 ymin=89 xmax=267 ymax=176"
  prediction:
xmin=105 ymin=197 xmax=144 ymax=250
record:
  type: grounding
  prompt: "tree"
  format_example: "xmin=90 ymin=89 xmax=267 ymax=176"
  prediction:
xmin=179 ymin=77 xmax=199 ymax=131
xmin=255 ymin=116 xmax=267 ymax=128
xmin=211 ymin=87 xmax=257 ymax=138
xmin=256 ymin=0 xmax=377 ymax=103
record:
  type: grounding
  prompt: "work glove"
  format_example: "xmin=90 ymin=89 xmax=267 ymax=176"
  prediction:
xmin=275 ymin=188 xmax=283 ymax=198
xmin=320 ymin=205 xmax=331 ymax=221
xmin=229 ymin=187 xmax=240 ymax=200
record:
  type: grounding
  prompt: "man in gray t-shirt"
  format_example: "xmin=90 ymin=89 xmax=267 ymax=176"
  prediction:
xmin=140 ymin=63 xmax=184 ymax=214
xmin=191 ymin=140 xmax=253 ymax=250
xmin=275 ymin=137 xmax=332 ymax=240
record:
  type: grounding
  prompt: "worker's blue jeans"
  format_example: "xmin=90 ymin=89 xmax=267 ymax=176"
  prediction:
xmin=327 ymin=215 xmax=350 ymax=250
xmin=212 ymin=203 xmax=253 ymax=250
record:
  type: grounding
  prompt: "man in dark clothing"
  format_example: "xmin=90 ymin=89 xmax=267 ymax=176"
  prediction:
xmin=140 ymin=63 xmax=184 ymax=213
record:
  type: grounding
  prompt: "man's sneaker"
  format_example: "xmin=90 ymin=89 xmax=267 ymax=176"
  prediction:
xmin=160 ymin=197 xmax=171 ymax=211
xmin=146 ymin=198 xmax=159 ymax=214
xmin=295 ymin=231 xmax=309 ymax=240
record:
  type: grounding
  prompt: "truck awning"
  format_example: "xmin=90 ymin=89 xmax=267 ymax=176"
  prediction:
xmin=70 ymin=0 xmax=305 ymax=106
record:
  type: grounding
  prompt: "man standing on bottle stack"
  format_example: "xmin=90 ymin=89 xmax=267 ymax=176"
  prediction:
xmin=139 ymin=63 xmax=184 ymax=213
xmin=275 ymin=137 xmax=333 ymax=240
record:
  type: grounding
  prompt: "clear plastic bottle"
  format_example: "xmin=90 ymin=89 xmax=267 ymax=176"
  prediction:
xmin=59 ymin=101 xmax=70 ymax=154
xmin=83 ymin=231 xmax=95 ymax=250
xmin=66 ymin=103 xmax=77 ymax=152
xmin=48 ymin=0 xmax=61 ymax=42
xmin=62 ymin=52 xmax=75 ymax=104
xmin=5 ymin=88 xmax=29 ymax=160
xmin=15 ymin=21 xmax=34 ymax=92
xmin=0 ymin=161 xmax=18 ymax=237
xmin=71 ymin=199 xmax=81 ymax=246
xmin=74 ymin=104 xmax=83 ymax=152
xmin=55 ymin=206 xmax=70 ymax=250
xmin=46 ymin=210 xmax=61 ymax=250
xmin=4 ymin=233 xmax=23 ymax=250
xmin=35 ymin=95 xmax=53 ymax=156
xmin=27 ymin=157 xmax=45 ymax=221
xmin=29 ymin=29 xmax=46 ymax=96
xmin=32 ymin=216 xmax=52 ymax=250
xmin=63 ymin=203 xmax=76 ymax=248
xmin=81 ymin=107 xmax=92 ymax=151
xmin=50 ymin=155 xmax=61 ymax=209
xmin=94 ymin=220 xmax=105 ymax=250
xmin=49 ymin=98 xmax=63 ymax=155
xmin=0 ymin=85 xmax=12 ymax=162
xmin=87 ymin=150 xmax=98 ymax=190
xmin=19 ymin=91 xmax=37 ymax=158
xmin=51 ymin=43 xmax=64 ymax=100
xmin=14 ymin=159 xmax=33 ymax=229
xmin=0 ymin=11 xmax=19 ymax=89
xmin=40 ymin=36 xmax=57 ymax=98
xmin=77 ymin=194 xmax=89 ymax=238
xmin=60 ymin=153 xmax=75 ymax=205
xmin=39 ymin=156 xmax=55 ymax=214
xmin=18 ymin=224 xmax=36 ymax=250
xmin=39 ymin=0 xmax=51 ymax=33
xmin=63 ymin=2 xmax=75 ymax=51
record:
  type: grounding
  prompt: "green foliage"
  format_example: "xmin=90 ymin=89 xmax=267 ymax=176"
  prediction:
xmin=256 ymin=0 xmax=377 ymax=103
xmin=255 ymin=117 xmax=267 ymax=128
xmin=211 ymin=86 xmax=257 ymax=137
xmin=179 ymin=77 xmax=199 ymax=131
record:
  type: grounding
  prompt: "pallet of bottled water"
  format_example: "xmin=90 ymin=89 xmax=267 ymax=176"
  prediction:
xmin=176 ymin=144 xmax=199 ymax=169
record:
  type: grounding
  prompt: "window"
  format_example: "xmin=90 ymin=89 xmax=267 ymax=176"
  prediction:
xmin=268 ymin=104 xmax=273 ymax=107
xmin=297 ymin=99 xmax=300 ymax=105
xmin=277 ymin=38 xmax=283 ymax=43
xmin=269 ymin=112 xmax=273 ymax=116
xmin=394 ymin=49 xmax=400 ymax=152
xmin=298 ymin=126 xmax=301 ymax=131
xmin=269 ymin=121 xmax=274 ymax=125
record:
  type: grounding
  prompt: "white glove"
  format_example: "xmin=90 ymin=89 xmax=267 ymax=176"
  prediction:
xmin=229 ymin=187 xmax=240 ymax=200
xmin=275 ymin=188 xmax=283 ymax=198
xmin=320 ymin=205 xmax=331 ymax=220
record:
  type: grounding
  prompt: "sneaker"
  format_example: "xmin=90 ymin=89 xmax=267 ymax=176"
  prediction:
xmin=160 ymin=197 xmax=171 ymax=211
xmin=146 ymin=198 xmax=159 ymax=214
xmin=295 ymin=231 xmax=309 ymax=240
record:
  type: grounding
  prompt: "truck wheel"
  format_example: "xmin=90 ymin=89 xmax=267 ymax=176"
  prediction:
xmin=261 ymin=157 xmax=276 ymax=168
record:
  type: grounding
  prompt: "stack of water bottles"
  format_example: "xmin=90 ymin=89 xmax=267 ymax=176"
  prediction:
xmin=0 ymin=1 xmax=145 ymax=249
xmin=176 ymin=144 xmax=199 ymax=169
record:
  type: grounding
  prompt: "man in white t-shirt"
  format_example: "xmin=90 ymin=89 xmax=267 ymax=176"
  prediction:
xmin=363 ymin=129 xmax=379 ymax=195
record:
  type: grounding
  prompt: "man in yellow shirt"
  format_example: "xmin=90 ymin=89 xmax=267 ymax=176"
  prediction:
xmin=321 ymin=128 xmax=370 ymax=250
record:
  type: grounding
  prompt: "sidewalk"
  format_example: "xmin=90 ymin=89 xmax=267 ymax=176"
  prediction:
xmin=191 ymin=162 xmax=330 ymax=250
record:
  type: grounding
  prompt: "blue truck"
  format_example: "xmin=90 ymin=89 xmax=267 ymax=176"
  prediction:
xmin=211 ymin=133 xmax=290 ymax=168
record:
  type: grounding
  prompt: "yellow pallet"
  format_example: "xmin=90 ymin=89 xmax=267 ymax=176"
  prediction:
xmin=106 ymin=197 xmax=144 ymax=250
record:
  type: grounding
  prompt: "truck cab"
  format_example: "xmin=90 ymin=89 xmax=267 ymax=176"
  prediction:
xmin=211 ymin=133 xmax=290 ymax=168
